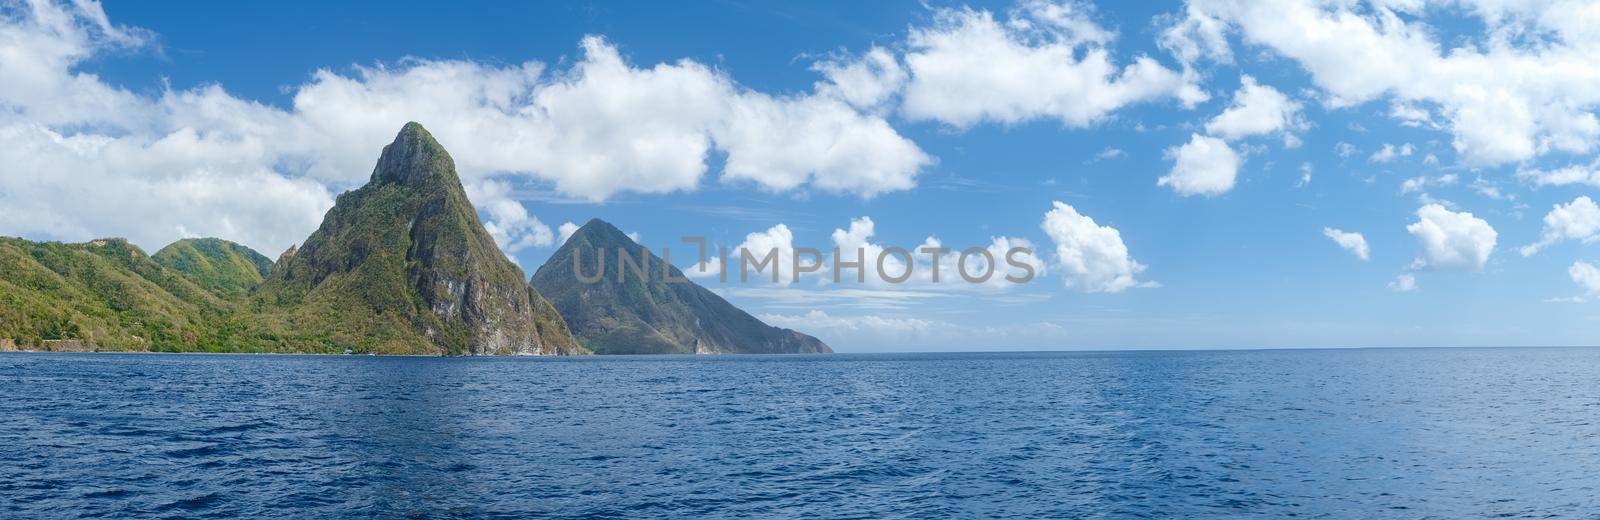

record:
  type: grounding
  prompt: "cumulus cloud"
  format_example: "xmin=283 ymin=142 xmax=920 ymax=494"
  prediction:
xmin=690 ymin=217 xmax=1044 ymax=294
xmin=812 ymin=46 xmax=906 ymax=111
xmin=825 ymin=217 xmax=1044 ymax=290
xmin=1040 ymin=201 xmax=1151 ymax=292
xmin=1204 ymin=75 xmax=1302 ymax=141
xmin=466 ymin=180 xmax=555 ymax=254
xmin=1160 ymin=134 xmax=1240 ymax=196
xmin=296 ymin=36 xmax=931 ymax=200
xmin=899 ymin=2 xmax=1206 ymax=128
xmin=0 ymin=3 xmax=931 ymax=255
xmin=1162 ymin=0 xmax=1600 ymax=166
xmin=1520 ymin=196 xmax=1600 ymax=256
xmin=689 ymin=223 xmax=798 ymax=282
xmin=1406 ymin=203 xmax=1498 ymax=270
xmin=1323 ymin=227 xmax=1370 ymax=260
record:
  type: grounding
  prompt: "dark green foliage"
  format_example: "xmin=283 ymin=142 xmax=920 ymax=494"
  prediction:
xmin=531 ymin=219 xmax=832 ymax=355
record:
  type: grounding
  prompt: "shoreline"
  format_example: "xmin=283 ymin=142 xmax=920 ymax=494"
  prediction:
xmin=3 ymin=345 xmax=1597 ymax=358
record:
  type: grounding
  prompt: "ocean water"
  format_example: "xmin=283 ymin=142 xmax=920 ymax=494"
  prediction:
xmin=0 ymin=348 xmax=1596 ymax=518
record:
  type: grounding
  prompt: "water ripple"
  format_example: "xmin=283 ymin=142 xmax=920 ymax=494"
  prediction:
xmin=0 ymin=349 xmax=1597 ymax=517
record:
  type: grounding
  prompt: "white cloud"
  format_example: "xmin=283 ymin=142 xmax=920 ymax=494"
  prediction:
xmin=812 ymin=46 xmax=906 ymax=111
xmin=1040 ymin=201 xmax=1152 ymax=293
xmin=715 ymin=91 xmax=930 ymax=196
xmin=899 ymin=3 xmax=1206 ymax=128
xmin=1518 ymin=161 xmax=1600 ymax=188
xmin=690 ymin=223 xmax=798 ymax=282
xmin=826 ymin=216 xmax=1044 ymax=290
xmin=1160 ymin=134 xmax=1240 ymax=197
xmin=1335 ymin=141 xmax=1358 ymax=158
xmin=1390 ymin=101 xmax=1434 ymax=127
xmin=1571 ymin=261 xmax=1600 ymax=297
xmin=1163 ymin=0 xmax=1600 ymax=166
xmin=1369 ymin=142 xmax=1415 ymax=163
xmin=1520 ymin=196 xmax=1600 ymax=256
xmin=1096 ymin=147 xmax=1126 ymax=160
xmin=1296 ymin=162 xmax=1313 ymax=188
xmin=301 ymin=36 xmax=931 ymax=201
xmin=557 ymin=221 xmax=580 ymax=246
xmin=1400 ymin=173 xmax=1458 ymax=194
xmin=1323 ymin=227 xmax=1371 ymax=261
xmin=0 ymin=5 xmax=931 ymax=254
xmin=466 ymin=180 xmax=554 ymax=254
xmin=690 ymin=217 xmax=1044 ymax=294
xmin=1406 ymin=203 xmax=1498 ymax=270
xmin=1389 ymin=273 xmax=1418 ymax=292
xmin=1204 ymin=75 xmax=1302 ymax=140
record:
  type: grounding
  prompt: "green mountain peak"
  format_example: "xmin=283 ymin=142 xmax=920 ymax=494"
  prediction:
xmin=253 ymin=123 xmax=585 ymax=355
xmin=153 ymin=238 xmax=273 ymax=300
xmin=370 ymin=121 xmax=458 ymax=187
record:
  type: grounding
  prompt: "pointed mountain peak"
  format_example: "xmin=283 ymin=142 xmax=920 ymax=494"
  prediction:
xmin=370 ymin=121 xmax=458 ymax=186
xmin=569 ymin=218 xmax=633 ymax=246
xmin=532 ymin=218 xmax=832 ymax=355
xmin=254 ymin=121 xmax=583 ymax=356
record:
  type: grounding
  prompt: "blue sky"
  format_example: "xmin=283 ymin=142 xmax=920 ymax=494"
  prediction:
xmin=4 ymin=0 xmax=1600 ymax=350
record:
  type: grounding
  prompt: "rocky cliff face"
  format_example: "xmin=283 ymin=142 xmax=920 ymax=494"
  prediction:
xmin=531 ymin=219 xmax=831 ymax=355
xmin=254 ymin=122 xmax=585 ymax=355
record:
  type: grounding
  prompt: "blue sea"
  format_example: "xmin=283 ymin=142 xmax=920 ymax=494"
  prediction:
xmin=1 ymin=348 xmax=1596 ymax=518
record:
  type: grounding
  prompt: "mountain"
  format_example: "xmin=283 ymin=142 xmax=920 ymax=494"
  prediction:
xmin=0 ymin=237 xmax=235 ymax=351
xmin=253 ymin=122 xmax=585 ymax=356
xmin=531 ymin=219 xmax=832 ymax=355
xmin=153 ymin=238 xmax=274 ymax=300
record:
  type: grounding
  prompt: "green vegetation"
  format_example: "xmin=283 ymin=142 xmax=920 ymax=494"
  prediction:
xmin=250 ymin=122 xmax=584 ymax=355
xmin=153 ymin=237 xmax=274 ymax=300
xmin=0 ymin=123 xmax=584 ymax=355
xmin=0 ymin=237 xmax=241 ymax=351
xmin=531 ymin=219 xmax=831 ymax=355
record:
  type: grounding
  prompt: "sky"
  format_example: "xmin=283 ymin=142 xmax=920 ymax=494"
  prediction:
xmin=3 ymin=0 xmax=1600 ymax=351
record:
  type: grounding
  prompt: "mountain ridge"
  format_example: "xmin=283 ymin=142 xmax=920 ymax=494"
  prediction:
xmin=531 ymin=218 xmax=832 ymax=355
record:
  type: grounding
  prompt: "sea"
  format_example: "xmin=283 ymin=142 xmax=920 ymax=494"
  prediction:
xmin=0 ymin=348 xmax=1595 ymax=518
